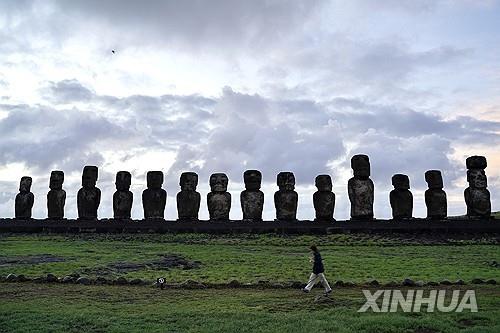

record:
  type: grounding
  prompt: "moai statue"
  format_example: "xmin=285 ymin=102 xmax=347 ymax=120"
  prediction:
xmin=113 ymin=171 xmax=133 ymax=219
xmin=313 ymin=175 xmax=335 ymax=221
xmin=142 ymin=171 xmax=167 ymax=219
xmin=390 ymin=174 xmax=413 ymax=219
xmin=240 ymin=170 xmax=264 ymax=221
xmin=15 ymin=176 xmax=34 ymax=219
xmin=274 ymin=172 xmax=298 ymax=221
xmin=177 ymin=172 xmax=201 ymax=220
xmin=464 ymin=156 xmax=491 ymax=218
xmin=207 ymin=173 xmax=231 ymax=221
xmin=348 ymin=154 xmax=374 ymax=220
xmin=425 ymin=170 xmax=447 ymax=219
xmin=77 ymin=166 xmax=101 ymax=219
xmin=47 ymin=171 xmax=65 ymax=219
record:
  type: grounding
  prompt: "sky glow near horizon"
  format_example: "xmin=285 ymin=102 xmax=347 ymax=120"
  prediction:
xmin=0 ymin=0 xmax=499 ymax=220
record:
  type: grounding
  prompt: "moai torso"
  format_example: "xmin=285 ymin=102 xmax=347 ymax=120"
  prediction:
xmin=177 ymin=172 xmax=201 ymax=220
xmin=348 ymin=155 xmax=374 ymax=220
xmin=142 ymin=171 xmax=166 ymax=219
xmin=274 ymin=172 xmax=298 ymax=221
xmin=424 ymin=170 xmax=447 ymax=219
xmin=390 ymin=174 xmax=413 ymax=219
xmin=77 ymin=166 xmax=101 ymax=219
xmin=241 ymin=170 xmax=264 ymax=221
xmin=313 ymin=175 xmax=335 ymax=221
xmin=15 ymin=176 xmax=34 ymax=219
xmin=47 ymin=171 xmax=66 ymax=219
xmin=208 ymin=173 xmax=231 ymax=220
xmin=113 ymin=171 xmax=133 ymax=219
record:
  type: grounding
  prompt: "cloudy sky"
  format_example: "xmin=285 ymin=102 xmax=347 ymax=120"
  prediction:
xmin=0 ymin=0 xmax=499 ymax=220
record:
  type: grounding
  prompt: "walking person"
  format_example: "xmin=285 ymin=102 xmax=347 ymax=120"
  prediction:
xmin=303 ymin=245 xmax=332 ymax=294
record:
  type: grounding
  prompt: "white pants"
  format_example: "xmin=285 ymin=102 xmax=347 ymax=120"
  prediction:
xmin=304 ymin=272 xmax=332 ymax=292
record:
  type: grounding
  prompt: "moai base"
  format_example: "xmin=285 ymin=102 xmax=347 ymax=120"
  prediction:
xmin=113 ymin=171 xmax=133 ymax=219
xmin=207 ymin=173 xmax=231 ymax=221
xmin=177 ymin=172 xmax=201 ymax=221
xmin=313 ymin=175 xmax=335 ymax=222
xmin=77 ymin=166 xmax=101 ymax=220
xmin=241 ymin=170 xmax=264 ymax=222
xmin=274 ymin=172 xmax=298 ymax=221
xmin=464 ymin=156 xmax=491 ymax=218
xmin=142 ymin=171 xmax=167 ymax=219
xmin=348 ymin=155 xmax=374 ymax=220
xmin=15 ymin=176 xmax=34 ymax=219
xmin=47 ymin=171 xmax=65 ymax=219
xmin=425 ymin=170 xmax=447 ymax=219
xmin=390 ymin=174 xmax=413 ymax=220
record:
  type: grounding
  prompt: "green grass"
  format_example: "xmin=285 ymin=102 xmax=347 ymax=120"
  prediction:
xmin=0 ymin=233 xmax=499 ymax=283
xmin=1 ymin=283 xmax=499 ymax=333
xmin=1 ymin=233 xmax=499 ymax=332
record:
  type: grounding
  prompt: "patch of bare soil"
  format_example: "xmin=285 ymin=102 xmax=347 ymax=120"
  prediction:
xmin=0 ymin=254 xmax=67 ymax=266
xmin=78 ymin=254 xmax=201 ymax=276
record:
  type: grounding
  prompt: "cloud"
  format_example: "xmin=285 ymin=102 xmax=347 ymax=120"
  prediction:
xmin=3 ymin=0 xmax=323 ymax=55
xmin=0 ymin=79 xmax=498 ymax=218
xmin=46 ymin=79 xmax=94 ymax=103
xmin=0 ymin=103 xmax=128 ymax=172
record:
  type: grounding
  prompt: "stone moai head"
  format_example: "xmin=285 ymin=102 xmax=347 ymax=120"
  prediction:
xmin=180 ymin=172 xmax=198 ymax=191
xmin=277 ymin=172 xmax=295 ymax=191
xmin=315 ymin=175 xmax=332 ymax=192
xmin=115 ymin=171 xmax=131 ymax=191
xmin=82 ymin=166 xmax=98 ymax=189
xmin=19 ymin=176 xmax=32 ymax=192
xmin=49 ymin=171 xmax=64 ymax=190
xmin=467 ymin=169 xmax=487 ymax=189
xmin=351 ymin=154 xmax=370 ymax=179
xmin=210 ymin=173 xmax=228 ymax=192
xmin=466 ymin=156 xmax=487 ymax=189
xmin=147 ymin=171 xmax=164 ymax=190
xmin=244 ymin=170 xmax=262 ymax=191
xmin=392 ymin=174 xmax=410 ymax=190
xmin=425 ymin=170 xmax=443 ymax=189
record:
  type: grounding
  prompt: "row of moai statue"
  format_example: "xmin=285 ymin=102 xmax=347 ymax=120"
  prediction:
xmin=14 ymin=155 xmax=492 ymax=221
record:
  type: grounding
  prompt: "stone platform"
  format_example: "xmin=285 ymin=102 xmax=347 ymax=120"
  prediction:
xmin=0 ymin=218 xmax=498 ymax=234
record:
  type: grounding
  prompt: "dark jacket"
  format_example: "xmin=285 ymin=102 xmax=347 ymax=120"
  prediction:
xmin=312 ymin=251 xmax=324 ymax=274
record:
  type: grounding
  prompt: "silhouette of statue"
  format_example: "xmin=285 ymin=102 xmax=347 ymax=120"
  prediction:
xmin=348 ymin=155 xmax=374 ymax=220
xmin=425 ymin=170 xmax=447 ymax=219
xmin=313 ymin=175 xmax=335 ymax=221
xmin=465 ymin=156 xmax=491 ymax=218
xmin=241 ymin=170 xmax=264 ymax=221
xmin=47 ymin=171 xmax=65 ymax=219
xmin=15 ymin=176 xmax=34 ymax=219
xmin=274 ymin=172 xmax=298 ymax=221
xmin=390 ymin=174 xmax=413 ymax=219
xmin=113 ymin=171 xmax=133 ymax=219
xmin=77 ymin=166 xmax=100 ymax=219
xmin=207 ymin=173 xmax=231 ymax=220
xmin=142 ymin=171 xmax=167 ymax=219
xmin=177 ymin=172 xmax=201 ymax=220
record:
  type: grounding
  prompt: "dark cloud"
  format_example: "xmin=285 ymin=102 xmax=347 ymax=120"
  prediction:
xmin=326 ymin=98 xmax=500 ymax=143
xmin=44 ymin=0 xmax=326 ymax=53
xmin=0 ymin=103 xmax=126 ymax=172
xmin=46 ymin=79 xmax=94 ymax=103
xmin=353 ymin=45 xmax=471 ymax=82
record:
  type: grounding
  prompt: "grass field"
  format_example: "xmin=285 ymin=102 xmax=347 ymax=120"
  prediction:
xmin=1 ymin=283 xmax=499 ymax=333
xmin=1 ymin=232 xmax=499 ymax=332
xmin=0 ymin=233 xmax=499 ymax=284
